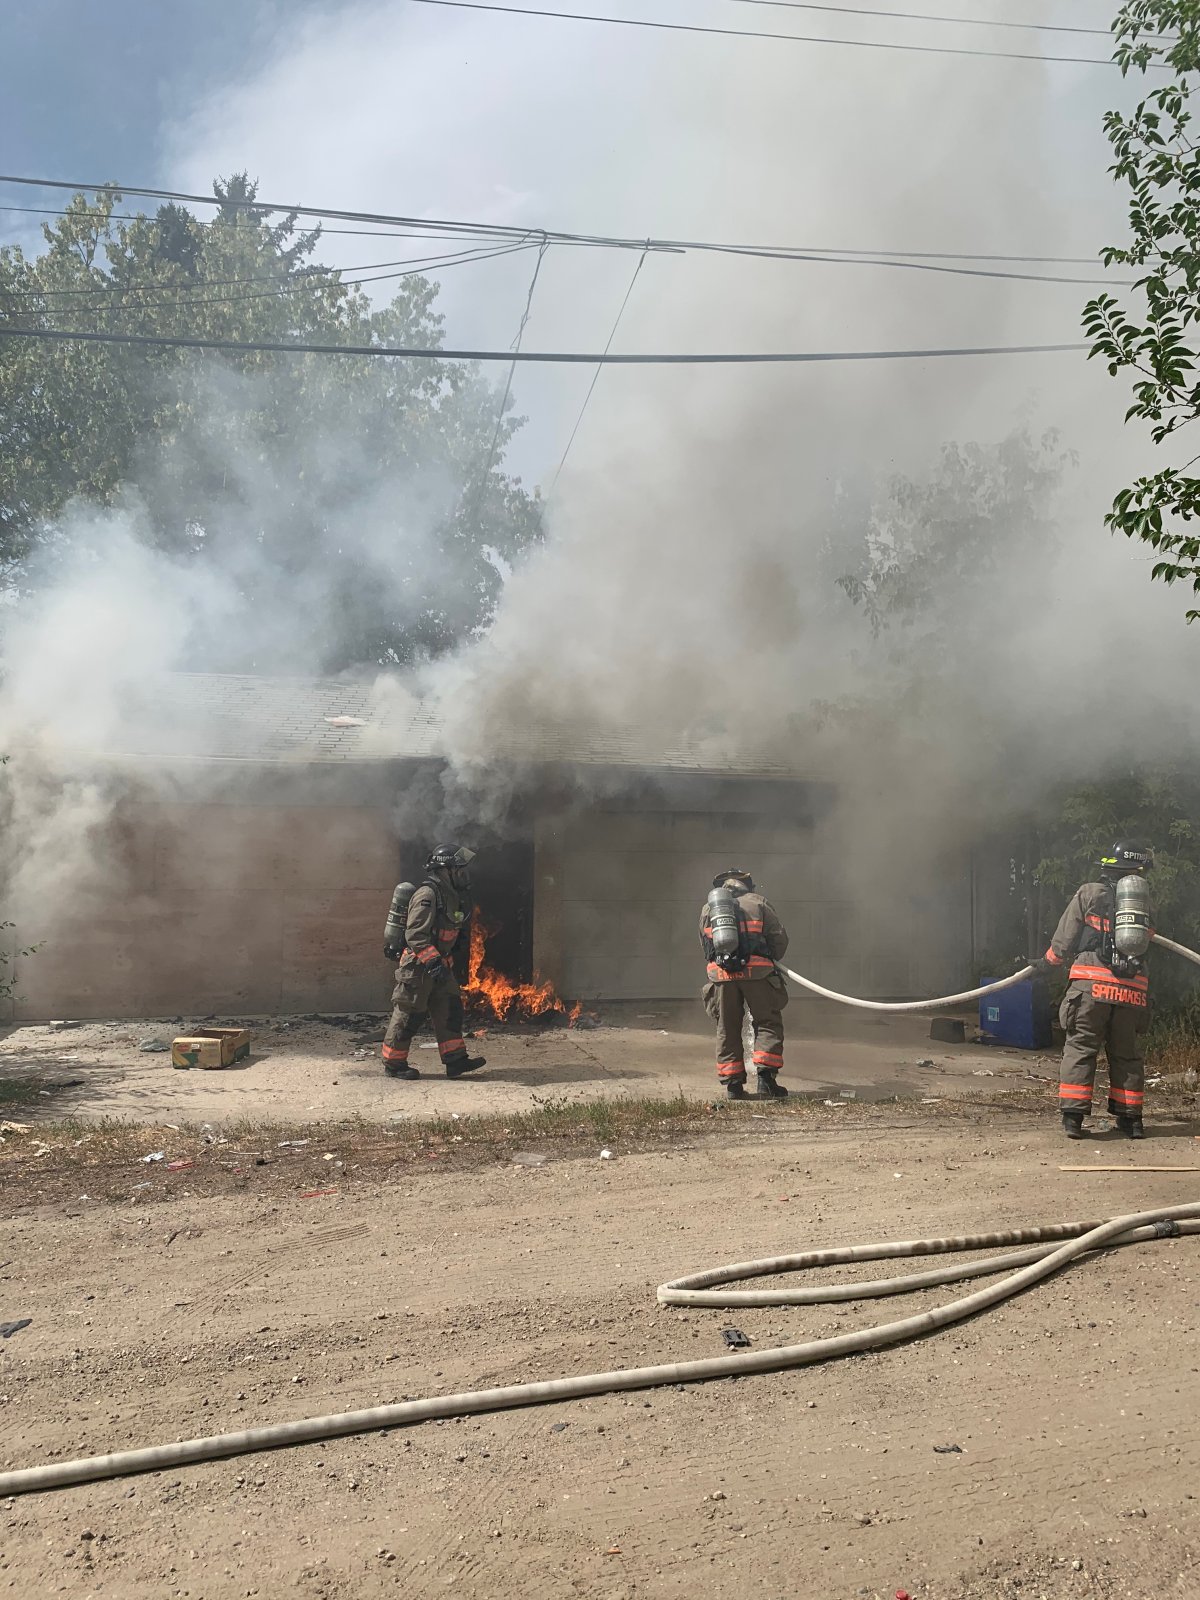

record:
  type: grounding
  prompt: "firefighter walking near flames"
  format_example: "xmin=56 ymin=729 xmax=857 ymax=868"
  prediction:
xmin=1031 ymin=841 xmax=1155 ymax=1140
xmin=700 ymin=869 xmax=790 ymax=1100
xmin=380 ymin=845 xmax=487 ymax=1081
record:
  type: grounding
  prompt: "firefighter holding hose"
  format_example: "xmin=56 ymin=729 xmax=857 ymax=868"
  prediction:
xmin=380 ymin=845 xmax=487 ymax=1081
xmin=1031 ymin=841 xmax=1155 ymax=1141
xmin=700 ymin=869 xmax=790 ymax=1100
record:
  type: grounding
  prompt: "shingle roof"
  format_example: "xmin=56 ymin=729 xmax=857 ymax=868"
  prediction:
xmin=87 ymin=671 xmax=810 ymax=778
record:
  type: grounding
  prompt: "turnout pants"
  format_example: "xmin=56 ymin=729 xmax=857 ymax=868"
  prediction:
xmin=1058 ymin=986 xmax=1145 ymax=1119
xmin=382 ymin=967 xmax=471 ymax=1073
xmin=703 ymin=972 xmax=788 ymax=1083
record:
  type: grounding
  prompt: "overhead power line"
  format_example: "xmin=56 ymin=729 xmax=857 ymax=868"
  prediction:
xmin=0 ymin=324 xmax=1087 ymax=364
xmin=0 ymin=240 xmax=541 ymax=302
xmin=728 ymin=0 xmax=1151 ymax=38
xmin=400 ymin=0 xmax=1138 ymax=66
xmin=0 ymin=199 xmax=1117 ymax=266
xmin=548 ymin=244 xmax=649 ymax=498
xmin=469 ymin=236 xmax=551 ymax=519
xmin=0 ymin=177 xmax=1128 ymax=284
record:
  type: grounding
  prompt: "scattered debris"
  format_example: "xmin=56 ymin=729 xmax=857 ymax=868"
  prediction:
xmin=166 ymin=1159 xmax=194 ymax=1172
xmin=933 ymin=1443 xmax=963 ymax=1454
xmin=48 ymin=1020 xmax=80 ymax=1032
xmin=323 ymin=715 xmax=365 ymax=727
xmin=823 ymin=1099 xmax=849 ymax=1108
xmin=550 ymin=1422 xmax=569 ymax=1434
xmin=141 ymin=1151 xmax=165 ymax=1164
xmin=721 ymin=1328 xmax=751 ymax=1350
xmin=137 ymin=1038 xmax=170 ymax=1053
xmin=0 ymin=1318 xmax=32 ymax=1339
xmin=512 ymin=1151 xmax=547 ymax=1167
xmin=277 ymin=1140 xmax=310 ymax=1149
xmin=0 ymin=1120 xmax=30 ymax=1135
xmin=971 ymin=1069 xmax=995 ymax=1077
xmin=915 ymin=1058 xmax=935 ymax=1068
xmin=599 ymin=1148 xmax=613 ymax=1160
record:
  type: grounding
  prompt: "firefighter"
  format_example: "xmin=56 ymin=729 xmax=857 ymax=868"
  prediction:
xmin=1031 ymin=840 xmax=1155 ymax=1140
xmin=381 ymin=845 xmax=487 ymax=1081
xmin=699 ymin=869 xmax=790 ymax=1100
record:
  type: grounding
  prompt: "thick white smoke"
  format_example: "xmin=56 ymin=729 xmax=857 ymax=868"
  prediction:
xmin=3 ymin=0 xmax=1195 ymax=992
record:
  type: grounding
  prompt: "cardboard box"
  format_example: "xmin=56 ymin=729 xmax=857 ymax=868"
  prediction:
xmin=171 ymin=1027 xmax=252 ymax=1071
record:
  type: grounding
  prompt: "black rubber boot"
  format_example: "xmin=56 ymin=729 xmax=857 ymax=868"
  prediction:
xmin=724 ymin=1077 xmax=748 ymax=1100
xmin=1061 ymin=1112 xmax=1085 ymax=1139
xmin=384 ymin=1062 xmax=421 ymax=1081
xmin=756 ymin=1069 xmax=789 ymax=1100
xmin=1114 ymin=1114 xmax=1145 ymax=1139
xmin=445 ymin=1054 xmax=486 ymax=1079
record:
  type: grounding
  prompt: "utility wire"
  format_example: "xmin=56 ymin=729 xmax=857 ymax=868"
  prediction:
xmin=0 ymin=325 xmax=1088 ymax=364
xmin=0 ymin=200 xmax=1125 ymax=266
xmin=466 ymin=236 xmax=551 ymax=522
xmin=0 ymin=177 xmax=1130 ymax=268
xmin=0 ymin=247 xmax=543 ymax=322
xmin=547 ymin=244 xmax=649 ymax=499
xmin=400 ymin=0 xmax=1140 ymax=66
xmin=0 ymin=240 xmax=539 ymax=301
xmin=728 ymin=0 xmax=1156 ymax=38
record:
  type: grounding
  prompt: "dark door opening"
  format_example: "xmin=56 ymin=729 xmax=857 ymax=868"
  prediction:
xmin=397 ymin=835 xmax=534 ymax=982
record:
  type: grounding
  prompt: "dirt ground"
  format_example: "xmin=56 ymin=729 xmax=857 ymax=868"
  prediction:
xmin=0 ymin=1000 xmax=1057 ymax=1124
xmin=3 ymin=1107 xmax=1200 ymax=1600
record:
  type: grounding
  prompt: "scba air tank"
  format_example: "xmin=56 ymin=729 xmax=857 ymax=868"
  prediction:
xmin=383 ymin=882 xmax=417 ymax=949
xmin=1113 ymin=873 xmax=1152 ymax=960
xmin=706 ymin=886 xmax=742 ymax=964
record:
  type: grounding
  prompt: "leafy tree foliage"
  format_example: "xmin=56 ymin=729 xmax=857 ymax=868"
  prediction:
xmin=1084 ymin=2 xmax=1200 ymax=617
xmin=0 ymin=176 xmax=542 ymax=668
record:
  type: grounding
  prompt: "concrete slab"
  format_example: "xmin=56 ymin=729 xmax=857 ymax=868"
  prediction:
xmin=0 ymin=997 xmax=1056 ymax=1125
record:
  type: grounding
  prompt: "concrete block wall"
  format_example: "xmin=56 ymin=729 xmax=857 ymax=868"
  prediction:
xmin=12 ymin=799 xmax=399 ymax=1020
xmin=534 ymin=807 xmax=973 ymax=1002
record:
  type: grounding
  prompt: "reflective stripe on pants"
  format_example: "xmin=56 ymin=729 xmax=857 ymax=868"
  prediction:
xmin=1058 ymin=986 xmax=1144 ymax=1118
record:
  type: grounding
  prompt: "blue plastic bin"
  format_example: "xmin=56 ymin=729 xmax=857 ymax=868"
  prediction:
xmin=979 ymin=976 xmax=1052 ymax=1051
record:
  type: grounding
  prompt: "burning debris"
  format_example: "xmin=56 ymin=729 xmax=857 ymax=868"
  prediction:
xmin=464 ymin=921 xmax=583 ymax=1027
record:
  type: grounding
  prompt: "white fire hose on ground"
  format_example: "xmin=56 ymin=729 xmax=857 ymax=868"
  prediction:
xmin=2 ymin=942 xmax=1197 ymax=1501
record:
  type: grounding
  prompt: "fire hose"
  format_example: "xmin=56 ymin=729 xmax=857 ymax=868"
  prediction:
xmin=2 ymin=1203 xmax=1199 ymax=1498
xmin=775 ymin=931 xmax=1200 ymax=1012
xmin=2 ymin=941 xmax=1197 ymax=1500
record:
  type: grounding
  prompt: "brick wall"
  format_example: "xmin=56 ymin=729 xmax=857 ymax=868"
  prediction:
xmin=12 ymin=796 xmax=400 ymax=1020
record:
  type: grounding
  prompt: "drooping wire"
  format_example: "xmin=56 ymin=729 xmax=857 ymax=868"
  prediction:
xmin=464 ymin=236 xmax=551 ymax=525
xmin=547 ymin=245 xmax=649 ymax=500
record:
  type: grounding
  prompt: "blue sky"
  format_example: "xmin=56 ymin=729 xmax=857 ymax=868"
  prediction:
xmin=0 ymin=1 xmax=326 ymax=217
xmin=1 ymin=1 xmax=1146 ymax=487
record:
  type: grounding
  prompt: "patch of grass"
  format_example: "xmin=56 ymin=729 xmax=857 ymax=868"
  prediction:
xmin=1145 ymin=1013 xmax=1200 ymax=1078
xmin=0 ymin=1075 xmax=44 ymax=1106
xmin=2 ymin=1082 xmax=1193 ymax=1217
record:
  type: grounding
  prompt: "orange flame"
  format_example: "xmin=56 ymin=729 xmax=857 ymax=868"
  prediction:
xmin=465 ymin=919 xmax=582 ymax=1024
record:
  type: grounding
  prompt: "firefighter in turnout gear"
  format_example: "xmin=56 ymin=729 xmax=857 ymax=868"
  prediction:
xmin=1032 ymin=841 xmax=1155 ymax=1140
xmin=381 ymin=846 xmax=487 ymax=1081
xmin=699 ymin=870 xmax=790 ymax=1100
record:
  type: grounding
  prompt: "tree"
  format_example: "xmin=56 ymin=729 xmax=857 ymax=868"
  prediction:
xmin=1083 ymin=2 xmax=1200 ymax=618
xmin=0 ymin=177 xmax=543 ymax=668
xmin=835 ymin=431 xmax=1200 ymax=1016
